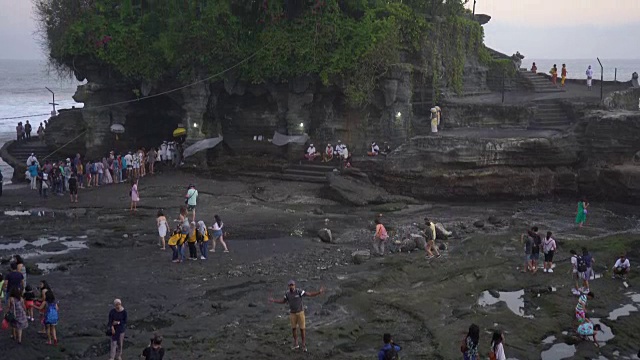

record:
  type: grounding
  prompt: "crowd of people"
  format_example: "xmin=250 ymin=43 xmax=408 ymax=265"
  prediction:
xmin=14 ymin=120 xmax=45 ymax=142
xmin=304 ymin=139 xmax=394 ymax=168
xmin=531 ymin=62 xmax=596 ymax=90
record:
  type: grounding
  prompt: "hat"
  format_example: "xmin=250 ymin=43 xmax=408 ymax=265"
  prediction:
xmin=288 ymin=280 xmax=295 ymax=285
xmin=30 ymin=153 xmax=34 ymax=156
xmin=327 ymin=143 xmax=332 ymax=146
xmin=337 ymin=140 xmax=342 ymax=143
xmin=310 ymin=144 xmax=314 ymax=146
xmin=113 ymin=298 xmax=122 ymax=306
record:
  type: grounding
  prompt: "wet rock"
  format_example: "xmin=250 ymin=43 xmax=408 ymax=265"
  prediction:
xmin=41 ymin=242 xmax=68 ymax=252
xmin=57 ymin=264 xmax=69 ymax=272
xmin=473 ymin=220 xmax=485 ymax=228
xmin=325 ymin=169 xmax=417 ymax=206
xmin=248 ymin=303 xmax=257 ymax=308
xmin=26 ymin=264 xmax=43 ymax=275
xmin=313 ymin=208 xmax=324 ymax=215
xmin=487 ymin=216 xmax=502 ymax=225
xmin=370 ymin=202 xmax=407 ymax=212
xmin=317 ymin=228 xmax=333 ymax=243
xmin=65 ymin=208 xmax=87 ymax=218
xmin=411 ymin=234 xmax=427 ymax=249
xmin=435 ymin=223 xmax=452 ymax=239
xmin=399 ymin=238 xmax=416 ymax=252
xmin=351 ymin=250 xmax=371 ymax=264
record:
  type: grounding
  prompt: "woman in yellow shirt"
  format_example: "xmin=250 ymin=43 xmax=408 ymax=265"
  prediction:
xmin=187 ymin=221 xmax=198 ymax=260
xmin=167 ymin=227 xmax=182 ymax=263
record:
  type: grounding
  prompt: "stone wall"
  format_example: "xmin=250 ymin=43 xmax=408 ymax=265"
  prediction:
xmin=437 ymin=103 xmax=535 ymax=130
xmin=604 ymin=88 xmax=640 ymax=111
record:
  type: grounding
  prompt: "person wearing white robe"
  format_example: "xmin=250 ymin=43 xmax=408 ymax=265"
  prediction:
xmin=305 ymin=144 xmax=318 ymax=161
xmin=586 ymin=66 xmax=594 ymax=90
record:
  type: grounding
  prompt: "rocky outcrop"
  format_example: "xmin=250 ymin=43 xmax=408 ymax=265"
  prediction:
xmin=604 ymin=88 xmax=640 ymax=111
xmin=324 ymin=168 xmax=418 ymax=206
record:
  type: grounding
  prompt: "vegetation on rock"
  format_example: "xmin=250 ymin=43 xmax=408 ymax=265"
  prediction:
xmin=35 ymin=0 xmax=488 ymax=105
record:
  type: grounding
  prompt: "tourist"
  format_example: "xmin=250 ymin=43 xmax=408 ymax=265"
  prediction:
xmin=68 ymin=172 xmax=78 ymax=203
xmin=542 ymin=231 xmax=556 ymax=273
xmin=570 ymin=249 xmax=581 ymax=295
xmin=85 ymin=159 xmax=92 ymax=187
xmin=430 ymin=107 xmax=439 ymax=133
xmin=378 ymin=333 xmax=401 ymax=360
xmin=16 ymin=122 xmax=24 ymax=141
xmin=130 ymin=177 xmax=140 ymax=213
xmin=139 ymin=148 xmax=147 ymax=177
xmin=335 ymin=140 xmax=346 ymax=158
xmin=37 ymin=122 xmax=45 ymax=141
xmin=108 ymin=298 xmax=128 ymax=360
xmin=586 ymin=65 xmax=594 ymax=90
xmin=196 ymin=220 xmax=209 ymax=259
xmin=23 ymin=284 xmax=36 ymax=322
xmin=142 ymin=334 xmax=165 ymax=360
xmin=580 ymin=247 xmax=595 ymax=291
xmin=531 ymin=62 xmax=537 ymax=73
xmin=90 ymin=160 xmax=98 ymax=187
xmin=612 ymin=254 xmax=630 ymax=279
xmin=167 ymin=226 xmax=182 ymax=263
xmin=575 ymin=197 xmax=588 ymax=227
xmin=178 ymin=207 xmax=190 ymax=261
xmin=577 ymin=320 xmax=601 ymax=347
xmin=28 ymin=161 xmax=39 ymax=190
xmin=268 ymin=280 xmax=326 ymax=352
xmin=36 ymin=289 xmax=59 ymax=346
xmin=187 ymin=221 xmax=199 ymax=260
xmin=160 ymin=141 xmax=168 ymax=164
xmin=41 ymin=172 xmax=50 ymax=198
xmin=322 ymin=143 xmax=333 ymax=162
xmin=489 ymin=331 xmax=506 ymax=360
xmin=367 ymin=142 xmax=380 ymax=156
xmin=76 ymin=160 xmax=84 ymax=189
xmin=529 ymin=228 xmax=542 ymax=273
xmin=102 ymin=157 xmax=113 ymax=184
xmin=148 ymin=147 xmax=157 ymax=175
xmin=435 ymin=105 xmax=442 ymax=128
xmin=156 ymin=210 xmax=168 ymax=250
xmin=210 ymin=214 xmax=229 ymax=252
xmin=305 ymin=143 xmax=319 ymax=161
xmin=461 ymin=324 xmax=480 ymax=360
xmin=124 ymin=151 xmax=133 ymax=180
xmin=26 ymin=153 xmax=38 ymax=167
xmin=575 ymin=291 xmax=594 ymax=324
xmin=520 ymin=227 xmax=537 ymax=273
xmin=115 ymin=154 xmax=123 ymax=183
xmin=561 ymin=64 xmax=567 ymax=87
xmin=25 ymin=120 xmax=32 ymax=140
xmin=37 ymin=280 xmax=52 ymax=334
xmin=373 ymin=218 xmax=389 ymax=256
xmin=166 ymin=142 xmax=175 ymax=165
xmin=133 ymin=149 xmax=141 ymax=178
xmin=185 ymin=184 xmax=198 ymax=222
xmin=62 ymin=159 xmax=71 ymax=191
xmin=8 ymin=288 xmax=28 ymax=344
xmin=380 ymin=142 xmax=392 ymax=156
xmin=3 ymin=262 xmax=25 ymax=303
xmin=0 ymin=273 xmax=4 ymax=311
xmin=550 ymin=64 xmax=558 ymax=85
xmin=97 ymin=158 xmax=105 ymax=185
xmin=14 ymin=255 xmax=27 ymax=284
xmin=422 ymin=217 xmax=441 ymax=259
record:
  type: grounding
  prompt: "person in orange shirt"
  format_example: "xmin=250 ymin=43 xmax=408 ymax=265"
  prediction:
xmin=561 ymin=64 xmax=568 ymax=87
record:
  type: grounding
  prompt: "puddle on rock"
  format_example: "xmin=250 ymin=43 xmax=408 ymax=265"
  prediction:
xmin=540 ymin=343 xmax=576 ymax=360
xmin=478 ymin=290 xmax=533 ymax=318
xmin=608 ymin=304 xmax=638 ymax=320
xmin=0 ymin=236 xmax=88 ymax=258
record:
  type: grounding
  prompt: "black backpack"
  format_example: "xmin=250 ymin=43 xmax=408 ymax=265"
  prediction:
xmin=145 ymin=347 xmax=164 ymax=360
xmin=383 ymin=346 xmax=399 ymax=360
xmin=577 ymin=256 xmax=588 ymax=272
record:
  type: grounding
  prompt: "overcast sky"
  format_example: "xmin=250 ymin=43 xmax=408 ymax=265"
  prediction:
xmin=1 ymin=0 xmax=639 ymax=60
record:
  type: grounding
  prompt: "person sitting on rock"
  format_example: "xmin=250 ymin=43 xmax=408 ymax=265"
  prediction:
xmin=379 ymin=142 xmax=392 ymax=156
xmin=367 ymin=142 xmax=380 ymax=156
xmin=322 ymin=143 xmax=333 ymax=162
xmin=334 ymin=140 xmax=346 ymax=157
xmin=612 ymin=254 xmax=630 ymax=279
xmin=304 ymin=144 xmax=319 ymax=161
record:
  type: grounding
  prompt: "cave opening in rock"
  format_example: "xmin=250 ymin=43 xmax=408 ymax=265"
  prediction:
xmin=123 ymin=95 xmax=184 ymax=151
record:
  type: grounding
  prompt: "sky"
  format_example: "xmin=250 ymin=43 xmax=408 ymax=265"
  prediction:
xmin=0 ymin=0 xmax=639 ymax=60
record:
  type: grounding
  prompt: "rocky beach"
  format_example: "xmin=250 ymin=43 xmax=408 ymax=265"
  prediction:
xmin=1 ymin=169 xmax=640 ymax=360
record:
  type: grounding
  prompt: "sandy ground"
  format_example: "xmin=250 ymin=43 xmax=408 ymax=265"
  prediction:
xmin=1 ymin=167 xmax=640 ymax=360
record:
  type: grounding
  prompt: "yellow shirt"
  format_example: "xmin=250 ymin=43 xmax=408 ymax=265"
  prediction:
xmin=201 ymin=229 xmax=210 ymax=242
xmin=168 ymin=233 xmax=180 ymax=246
xmin=187 ymin=230 xmax=197 ymax=243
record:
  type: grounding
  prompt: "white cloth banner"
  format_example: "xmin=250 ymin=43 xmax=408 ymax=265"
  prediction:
xmin=183 ymin=136 xmax=223 ymax=158
xmin=271 ymin=131 xmax=309 ymax=146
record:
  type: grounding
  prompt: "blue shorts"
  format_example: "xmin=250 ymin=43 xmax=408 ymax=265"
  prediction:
xmin=213 ymin=230 xmax=223 ymax=238
xmin=529 ymin=253 xmax=540 ymax=261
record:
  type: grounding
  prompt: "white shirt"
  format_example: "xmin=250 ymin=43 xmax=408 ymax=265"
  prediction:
xmin=371 ymin=144 xmax=379 ymax=153
xmin=160 ymin=143 xmax=167 ymax=155
xmin=307 ymin=146 xmax=316 ymax=155
xmin=543 ymin=238 xmax=556 ymax=253
xmin=586 ymin=68 xmax=594 ymax=78
xmin=614 ymin=258 xmax=630 ymax=269
xmin=124 ymin=154 xmax=133 ymax=164
xmin=325 ymin=146 xmax=333 ymax=155
xmin=492 ymin=342 xmax=506 ymax=360
xmin=571 ymin=255 xmax=578 ymax=273
xmin=335 ymin=144 xmax=346 ymax=154
xmin=26 ymin=155 xmax=37 ymax=166
xmin=212 ymin=222 xmax=223 ymax=231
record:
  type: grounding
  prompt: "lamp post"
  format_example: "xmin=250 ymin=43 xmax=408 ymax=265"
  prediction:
xmin=473 ymin=0 xmax=477 ymax=16
xmin=45 ymin=87 xmax=59 ymax=116
xmin=597 ymin=58 xmax=604 ymax=101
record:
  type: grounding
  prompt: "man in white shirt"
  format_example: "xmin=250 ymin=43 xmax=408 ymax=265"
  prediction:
xmin=367 ymin=142 xmax=380 ymax=156
xmin=26 ymin=153 xmax=38 ymax=167
xmin=304 ymin=144 xmax=318 ymax=161
xmin=586 ymin=65 xmax=594 ymax=90
xmin=335 ymin=140 xmax=346 ymax=157
xmin=160 ymin=141 xmax=168 ymax=163
xmin=124 ymin=152 xmax=133 ymax=180
xmin=612 ymin=254 xmax=630 ymax=279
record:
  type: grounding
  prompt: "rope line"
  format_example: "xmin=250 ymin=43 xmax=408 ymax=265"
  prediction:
xmin=0 ymin=38 xmax=273 ymax=122
xmin=41 ymin=129 xmax=88 ymax=161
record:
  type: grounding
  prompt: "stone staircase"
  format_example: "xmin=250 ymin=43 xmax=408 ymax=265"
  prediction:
xmin=517 ymin=69 xmax=565 ymax=93
xmin=529 ymin=101 xmax=571 ymax=130
xmin=0 ymin=136 xmax=54 ymax=181
xmin=281 ymin=162 xmax=335 ymax=183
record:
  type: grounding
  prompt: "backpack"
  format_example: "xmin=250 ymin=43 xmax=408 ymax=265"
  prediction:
xmin=145 ymin=347 xmax=163 ymax=360
xmin=383 ymin=346 xmax=399 ymax=360
xmin=577 ymin=256 xmax=588 ymax=272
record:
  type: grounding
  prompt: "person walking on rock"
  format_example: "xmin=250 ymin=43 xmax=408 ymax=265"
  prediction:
xmin=25 ymin=120 xmax=32 ymax=140
xmin=378 ymin=333 xmax=401 ymax=360
xmin=269 ymin=280 xmax=326 ymax=352
xmin=68 ymin=172 xmax=78 ymax=203
xmin=141 ymin=334 xmax=165 ymax=360
xmin=561 ymin=64 xmax=568 ymax=87
xmin=185 ymin=184 xmax=198 ymax=223
xmin=489 ymin=331 xmax=506 ymax=360
xmin=575 ymin=197 xmax=588 ymax=227
xmin=196 ymin=221 xmax=210 ymax=259
xmin=108 ymin=298 xmax=127 ymax=360
xmin=130 ymin=178 xmax=140 ymax=213
xmin=543 ymin=231 xmax=557 ymax=273
xmin=422 ymin=217 xmax=441 ymax=259
xmin=36 ymin=288 xmax=59 ymax=346
xmin=550 ymin=64 xmax=558 ymax=85
xmin=156 ymin=210 xmax=168 ymax=250
xmin=209 ymin=214 xmax=229 ymax=252
xmin=373 ymin=218 xmax=389 ymax=256
xmin=8 ymin=288 xmax=28 ymax=344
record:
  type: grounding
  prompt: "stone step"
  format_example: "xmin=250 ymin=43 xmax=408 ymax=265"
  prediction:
xmin=283 ymin=169 xmax=330 ymax=177
xmin=288 ymin=163 xmax=337 ymax=172
xmin=279 ymin=174 xmax=328 ymax=184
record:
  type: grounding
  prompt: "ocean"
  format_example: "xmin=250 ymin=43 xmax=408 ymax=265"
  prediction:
xmin=0 ymin=59 xmax=83 ymax=183
xmin=525 ymin=59 xmax=640 ymax=81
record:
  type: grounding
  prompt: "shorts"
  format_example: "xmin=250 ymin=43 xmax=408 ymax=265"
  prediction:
xmin=529 ymin=253 xmax=540 ymax=261
xmin=24 ymin=300 xmax=34 ymax=309
xmin=581 ymin=268 xmax=594 ymax=280
xmin=212 ymin=230 xmax=223 ymax=238
xmin=572 ymin=271 xmax=580 ymax=280
xmin=544 ymin=251 xmax=554 ymax=262
xmin=187 ymin=205 xmax=196 ymax=211
xmin=289 ymin=311 xmax=305 ymax=329
xmin=524 ymin=254 xmax=531 ymax=263
xmin=575 ymin=310 xmax=586 ymax=322
xmin=69 ymin=187 xmax=78 ymax=195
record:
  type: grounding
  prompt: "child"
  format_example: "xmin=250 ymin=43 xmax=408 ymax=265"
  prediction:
xmin=37 ymin=289 xmax=59 ymax=346
xmin=187 ymin=221 xmax=198 ymax=260
xmin=24 ymin=284 xmax=36 ymax=321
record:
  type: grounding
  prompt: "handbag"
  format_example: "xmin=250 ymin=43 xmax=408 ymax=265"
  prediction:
xmin=4 ymin=311 xmax=16 ymax=325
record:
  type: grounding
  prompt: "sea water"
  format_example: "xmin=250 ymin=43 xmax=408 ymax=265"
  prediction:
xmin=0 ymin=59 xmax=83 ymax=182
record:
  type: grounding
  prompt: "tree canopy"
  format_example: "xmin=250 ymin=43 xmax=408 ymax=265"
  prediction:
xmin=35 ymin=0 xmax=483 ymax=105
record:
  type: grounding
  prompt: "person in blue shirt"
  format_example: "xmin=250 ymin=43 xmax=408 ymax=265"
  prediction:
xmin=28 ymin=161 xmax=39 ymax=190
xmin=378 ymin=333 xmax=401 ymax=360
